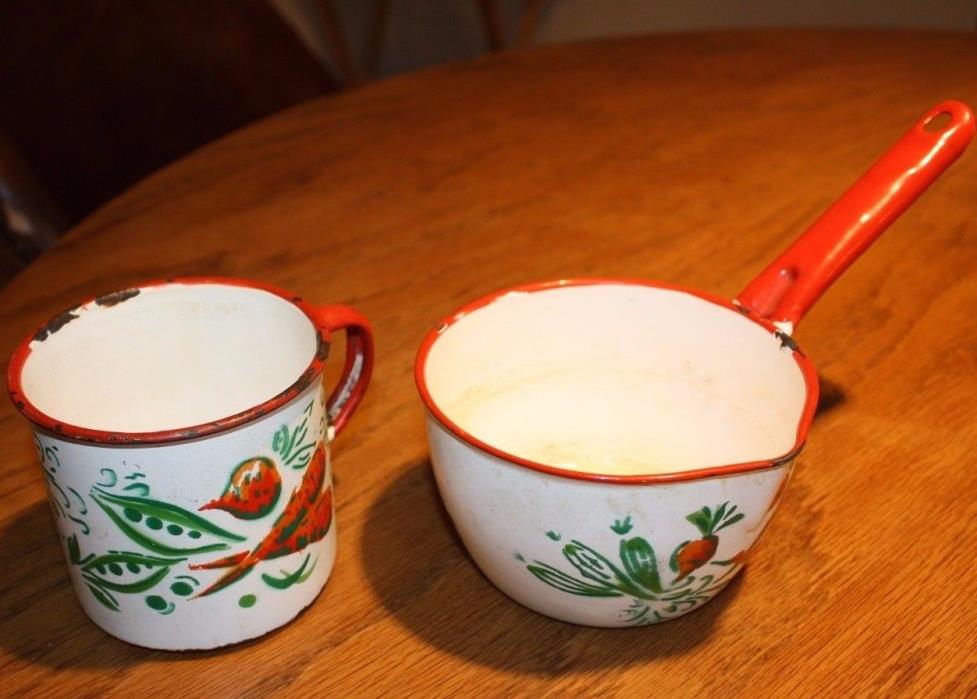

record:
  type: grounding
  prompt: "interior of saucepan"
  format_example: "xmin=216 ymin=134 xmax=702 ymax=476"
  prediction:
xmin=420 ymin=282 xmax=814 ymax=477
xmin=16 ymin=282 xmax=319 ymax=433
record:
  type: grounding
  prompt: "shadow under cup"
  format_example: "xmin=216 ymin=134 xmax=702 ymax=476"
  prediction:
xmin=7 ymin=279 xmax=364 ymax=650
xmin=416 ymin=281 xmax=818 ymax=626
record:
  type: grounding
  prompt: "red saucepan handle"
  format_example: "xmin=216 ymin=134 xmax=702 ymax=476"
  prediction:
xmin=737 ymin=100 xmax=975 ymax=330
xmin=310 ymin=304 xmax=374 ymax=437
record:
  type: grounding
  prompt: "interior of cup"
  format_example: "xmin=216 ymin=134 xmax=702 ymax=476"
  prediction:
xmin=16 ymin=282 xmax=319 ymax=433
xmin=420 ymin=282 xmax=813 ymax=476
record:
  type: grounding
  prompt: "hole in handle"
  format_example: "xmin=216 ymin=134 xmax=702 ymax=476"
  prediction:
xmin=923 ymin=111 xmax=953 ymax=133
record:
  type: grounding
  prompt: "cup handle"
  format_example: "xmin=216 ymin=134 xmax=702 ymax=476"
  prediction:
xmin=309 ymin=304 xmax=374 ymax=438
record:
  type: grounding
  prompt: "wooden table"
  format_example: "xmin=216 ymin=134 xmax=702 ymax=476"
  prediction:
xmin=3 ymin=30 xmax=977 ymax=697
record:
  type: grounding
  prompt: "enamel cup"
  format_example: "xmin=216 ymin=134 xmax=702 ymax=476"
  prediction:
xmin=415 ymin=102 xmax=974 ymax=626
xmin=7 ymin=278 xmax=373 ymax=649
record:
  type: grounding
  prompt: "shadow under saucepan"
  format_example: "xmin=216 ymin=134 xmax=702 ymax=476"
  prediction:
xmin=815 ymin=376 xmax=846 ymax=416
xmin=360 ymin=460 xmax=744 ymax=675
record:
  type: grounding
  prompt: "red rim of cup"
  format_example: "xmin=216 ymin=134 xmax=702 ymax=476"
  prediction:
xmin=414 ymin=278 xmax=820 ymax=485
xmin=7 ymin=277 xmax=330 ymax=445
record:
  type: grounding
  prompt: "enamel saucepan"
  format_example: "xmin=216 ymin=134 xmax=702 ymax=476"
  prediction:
xmin=414 ymin=101 xmax=974 ymax=626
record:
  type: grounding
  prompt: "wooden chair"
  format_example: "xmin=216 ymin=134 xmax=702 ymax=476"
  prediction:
xmin=0 ymin=0 xmax=336 ymax=241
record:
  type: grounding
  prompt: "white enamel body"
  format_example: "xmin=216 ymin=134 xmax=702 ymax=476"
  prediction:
xmin=420 ymin=283 xmax=808 ymax=626
xmin=19 ymin=284 xmax=337 ymax=649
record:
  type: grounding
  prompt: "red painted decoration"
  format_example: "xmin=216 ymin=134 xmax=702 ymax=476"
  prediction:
xmin=192 ymin=444 xmax=333 ymax=596
xmin=674 ymin=537 xmax=718 ymax=581
xmin=200 ymin=457 xmax=282 ymax=520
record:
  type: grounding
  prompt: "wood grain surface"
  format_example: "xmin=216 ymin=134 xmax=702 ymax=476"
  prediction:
xmin=2 ymin=30 xmax=977 ymax=697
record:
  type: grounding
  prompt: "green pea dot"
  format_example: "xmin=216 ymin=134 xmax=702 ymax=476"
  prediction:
xmin=170 ymin=582 xmax=193 ymax=596
xmin=126 ymin=562 xmax=140 ymax=574
xmin=94 ymin=564 xmax=106 ymax=575
xmin=166 ymin=523 xmax=183 ymax=536
xmin=123 ymin=508 xmax=142 ymax=523
xmin=238 ymin=594 xmax=256 ymax=608
xmin=145 ymin=595 xmax=167 ymax=611
xmin=145 ymin=517 xmax=163 ymax=530
xmin=108 ymin=562 xmax=124 ymax=576
xmin=187 ymin=530 xmax=201 ymax=539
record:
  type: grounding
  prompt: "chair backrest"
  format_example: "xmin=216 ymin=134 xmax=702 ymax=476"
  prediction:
xmin=0 ymin=0 xmax=336 ymax=231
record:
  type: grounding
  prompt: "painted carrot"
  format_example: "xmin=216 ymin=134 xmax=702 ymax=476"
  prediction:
xmin=191 ymin=444 xmax=332 ymax=596
xmin=670 ymin=502 xmax=744 ymax=582
xmin=673 ymin=537 xmax=718 ymax=581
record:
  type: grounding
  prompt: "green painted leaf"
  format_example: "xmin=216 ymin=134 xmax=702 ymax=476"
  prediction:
xmin=283 ymin=423 xmax=298 ymax=458
xmin=669 ymin=540 xmax=688 ymax=573
xmin=67 ymin=534 xmax=80 ymax=564
xmin=527 ymin=562 xmax=623 ymax=597
xmin=622 ymin=603 xmax=652 ymax=624
xmin=286 ymin=442 xmax=314 ymax=469
xmin=123 ymin=482 xmax=151 ymax=496
xmin=261 ymin=554 xmax=315 ymax=590
xmin=273 ymin=426 xmax=288 ymax=454
xmin=66 ymin=534 xmax=93 ymax=566
xmin=82 ymin=577 xmax=119 ymax=611
xmin=274 ymin=402 xmax=316 ymax=466
xmin=563 ymin=540 xmax=646 ymax=597
xmin=686 ymin=510 xmax=712 ymax=536
xmin=619 ymin=537 xmax=663 ymax=593
xmin=91 ymin=487 xmax=244 ymax=556
xmin=712 ymin=502 xmax=728 ymax=530
xmin=661 ymin=587 xmax=694 ymax=601
xmin=562 ymin=541 xmax=615 ymax=583
xmin=296 ymin=561 xmax=316 ymax=584
xmin=610 ymin=516 xmax=633 ymax=535
xmin=715 ymin=512 xmax=745 ymax=533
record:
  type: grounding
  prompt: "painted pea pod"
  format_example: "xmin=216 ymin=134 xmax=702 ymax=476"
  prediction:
xmin=525 ymin=561 xmax=624 ymax=597
xmin=81 ymin=551 xmax=185 ymax=593
xmin=90 ymin=487 xmax=246 ymax=556
xmin=619 ymin=536 xmax=663 ymax=594
xmin=562 ymin=540 xmax=643 ymax=596
xmin=83 ymin=580 xmax=120 ymax=612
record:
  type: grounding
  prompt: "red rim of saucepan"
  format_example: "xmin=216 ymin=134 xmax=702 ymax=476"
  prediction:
xmin=7 ymin=277 xmax=330 ymax=445
xmin=414 ymin=278 xmax=820 ymax=485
